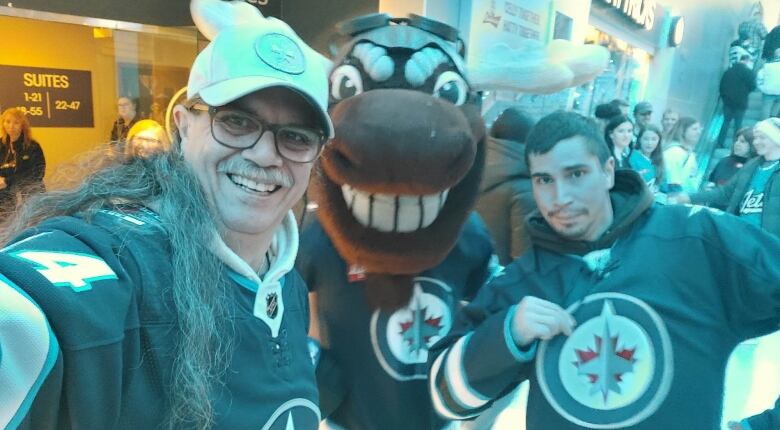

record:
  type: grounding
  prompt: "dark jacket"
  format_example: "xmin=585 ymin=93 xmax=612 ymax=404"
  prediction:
xmin=10 ymin=136 xmax=46 ymax=192
xmin=109 ymin=116 xmax=138 ymax=144
xmin=0 ymin=135 xmax=45 ymax=211
xmin=475 ymin=137 xmax=536 ymax=264
xmin=691 ymin=157 xmax=780 ymax=236
xmin=720 ymin=62 xmax=756 ymax=110
xmin=708 ymin=154 xmax=748 ymax=187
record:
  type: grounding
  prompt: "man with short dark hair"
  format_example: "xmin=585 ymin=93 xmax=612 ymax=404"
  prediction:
xmin=429 ymin=111 xmax=780 ymax=429
xmin=633 ymin=101 xmax=653 ymax=131
xmin=719 ymin=54 xmax=757 ymax=148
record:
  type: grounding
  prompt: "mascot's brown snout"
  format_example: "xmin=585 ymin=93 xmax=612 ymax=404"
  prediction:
xmin=324 ymin=89 xmax=477 ymax=194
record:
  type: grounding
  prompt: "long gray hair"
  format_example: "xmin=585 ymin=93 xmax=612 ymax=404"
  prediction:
xmin=1 ymin=138 xmax=234 ymax=429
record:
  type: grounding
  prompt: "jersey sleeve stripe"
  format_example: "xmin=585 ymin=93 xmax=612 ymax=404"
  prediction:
xmin=429 ymin=347 xmax=480 ymax=420
xmin=0 ymin=274 xmax=60 ymax=430
xmin=443 ymin=333 xmax=491 ymax=410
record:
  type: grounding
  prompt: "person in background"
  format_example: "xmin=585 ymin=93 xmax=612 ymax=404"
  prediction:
xmin=629 ymin=124 xmax=666 ymax=191
xmin=757 ymin=47 xmax=780 ymax=119
xmin=719 ymin=54 xmax=757 ymax=149
xmin=675 ymin=118 xmax=780 ymax=236
xmin=709 ymin=127 xmax=755 ymax=188
xmin=664 ymin=116 xmax=702 ymax=193
xmin=604 ymin=114 xmax=634 ymax=169
xmin=110 ymin=97 xmax=139 ymax=146
xmin=729 ymin=37 xmax=754 ymax=67
xmin=632 ymin=101 xmax=653 ymax=133
xmin=124 ymin=119 xmax=170 ymax=160
xmin=0 ymin=108 xmax=45 ymax=212
xmin=594 ymin=102 xmax=622 ymax=132
xmin=762 ymin=25 xmax=780 ymax=63
xmin=476 ymin=107 xmax=537 ymax=265
xmin=738 ymin=3 xmax=768 ymax=61
xmin=661 ymin=108 xmax=679 ymax=139
xmin=149 ymin=98 xmax=167 ymax=126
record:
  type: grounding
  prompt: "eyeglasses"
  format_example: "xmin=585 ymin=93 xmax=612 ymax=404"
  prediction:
xmin=188 ymin=102 xmax=326 ymax=163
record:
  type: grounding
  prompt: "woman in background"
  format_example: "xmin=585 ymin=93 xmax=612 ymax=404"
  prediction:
xmin=0 ymin=108 xmax=45 ymax=212
xmin=629 ymin=124 xmax=666 ymax=192
xmin=604 ymin=115 xmax=634 ymax=169
xmin=709 ymin=127 xmax=756 ymax=187
xmin=124 ymin=119 xmax=170 ymax=160
xmin=664 ymin=116 xmax=702 ymax=193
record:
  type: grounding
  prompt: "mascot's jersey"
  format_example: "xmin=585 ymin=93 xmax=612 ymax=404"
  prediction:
xmin=430 ymin=204 xmax=780 ymax=430
xmin=297 ymin=214 xmax=496 ymax=430
xmin=0 ymin=207 xmax=319 ymax=430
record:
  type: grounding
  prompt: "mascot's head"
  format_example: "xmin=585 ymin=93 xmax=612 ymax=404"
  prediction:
xmin=311 ymin=14 xmax=485 ymax=300
xmin=311 ymin=13 xmax=609 ymax=308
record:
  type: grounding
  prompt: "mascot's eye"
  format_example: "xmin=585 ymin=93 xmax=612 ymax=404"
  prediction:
xmin=433 ymin=71 xmax=468 ymax=106
xmin=330 ymin=65 xmax=364 ymax=101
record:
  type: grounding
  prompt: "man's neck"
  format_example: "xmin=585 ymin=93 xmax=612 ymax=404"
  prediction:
xmin=121 ymin=114 xmax=134 ymax=123
xmin=221 ymin=230 xmax=274 ymax=273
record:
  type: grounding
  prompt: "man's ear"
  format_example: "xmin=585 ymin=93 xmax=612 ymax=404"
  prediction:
xmin=173 ymin=105 xmax=190 ymax=139
xmin=603 ymin=157 xmax=616 ymax=189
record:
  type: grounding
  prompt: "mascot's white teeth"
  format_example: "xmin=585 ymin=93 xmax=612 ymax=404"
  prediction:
xmin=341 ymin=185 xmax=449 ymax=233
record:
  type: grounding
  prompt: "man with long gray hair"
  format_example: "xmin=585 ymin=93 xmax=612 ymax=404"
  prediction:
xmin=0 ymin=2 xmax=333 ymax=429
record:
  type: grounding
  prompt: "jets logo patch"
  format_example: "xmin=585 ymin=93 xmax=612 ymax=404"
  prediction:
xmin=370 ymin=276 xmax=454 ymax=381
xmin=536 ymin=293 xmax=674 ymax=428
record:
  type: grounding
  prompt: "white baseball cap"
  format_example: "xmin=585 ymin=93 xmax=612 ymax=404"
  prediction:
xmin=187 ymin=18 xmax=334 ymax=138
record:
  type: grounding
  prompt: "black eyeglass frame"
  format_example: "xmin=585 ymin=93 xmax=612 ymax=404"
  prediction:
xmin=187 ymin=101 xmax=326 ymax=163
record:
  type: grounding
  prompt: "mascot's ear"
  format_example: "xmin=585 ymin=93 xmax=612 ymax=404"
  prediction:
xmin=190 ymin=0 xmax=266 ymax=41
xmin=467 ymin=39 xmax=609 ymax=95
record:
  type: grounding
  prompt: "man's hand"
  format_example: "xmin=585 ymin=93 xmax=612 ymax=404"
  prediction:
xmin=0 ymin=177 xmax=7 ymax=190
xmin=510 ymin=296 xmax=576 ymax=347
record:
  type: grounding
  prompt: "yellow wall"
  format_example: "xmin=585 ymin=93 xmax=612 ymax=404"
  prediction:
xmin=0 ymin=16 xmax=117 ymax=187
xmin=0 ymin=15 xmax=198 ymax=188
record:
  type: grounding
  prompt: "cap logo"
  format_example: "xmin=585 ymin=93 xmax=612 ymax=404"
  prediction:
xmin=255 ymin=33 xmax=306 ymax=75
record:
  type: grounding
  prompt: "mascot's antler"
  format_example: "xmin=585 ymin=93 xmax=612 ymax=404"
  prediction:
xmin=190 ymin=0 xmax=266 ymax=40
xmin=189 ymin=0 xmax=331 ymax=71
xmin=467 ymin=39 xmax=610 ymax=94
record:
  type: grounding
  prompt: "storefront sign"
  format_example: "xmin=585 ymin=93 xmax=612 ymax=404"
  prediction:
xmin=0 ymin=65 xmax=94 ymax=128
xmin=466 ymin=0 xmax=552 ymax=65
xmin=599 ymin=0 xmax=655 ymax=30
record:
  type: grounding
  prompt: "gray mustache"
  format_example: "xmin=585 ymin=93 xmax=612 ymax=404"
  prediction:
xmin=216 ymin=158 xmax=294 ymax=187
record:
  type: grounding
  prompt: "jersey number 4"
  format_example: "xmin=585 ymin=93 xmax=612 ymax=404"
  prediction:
xmin=12 ymin=251 xmax=118 ymax=292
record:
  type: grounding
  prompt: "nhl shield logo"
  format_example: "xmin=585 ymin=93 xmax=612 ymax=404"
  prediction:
xmin=370 ymin=276 xmax=454 ymax=381
xmin=266 ymin=292 xmax=279 ymax=319
xmin=536 ymin=292 xmax=674 ymax=428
